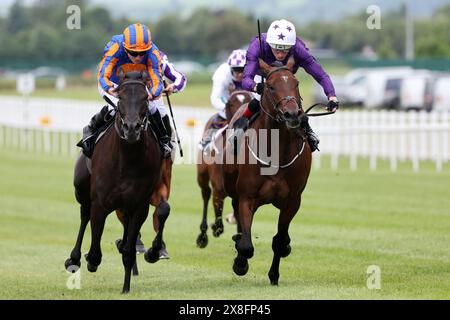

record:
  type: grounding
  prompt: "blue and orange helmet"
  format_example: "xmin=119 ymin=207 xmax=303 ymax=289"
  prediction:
xmin=123 ymin=23 xmax=152 ymax=52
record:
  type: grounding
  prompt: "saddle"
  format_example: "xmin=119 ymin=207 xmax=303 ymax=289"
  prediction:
xmin=77 ymin=118 xmax=115 ymax=159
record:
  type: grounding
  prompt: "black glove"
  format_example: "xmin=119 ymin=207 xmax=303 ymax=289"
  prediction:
xmin=254 ymin=83 xmax=264 ymax=95
xmin=327 ymin=99 xmax=339 ymax=112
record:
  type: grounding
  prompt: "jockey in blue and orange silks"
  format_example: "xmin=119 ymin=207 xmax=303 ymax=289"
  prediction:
xmin=232 ymin=19 xmax=340 ymax=152
xmin=78 ymin=23 xmax=172 ymax=158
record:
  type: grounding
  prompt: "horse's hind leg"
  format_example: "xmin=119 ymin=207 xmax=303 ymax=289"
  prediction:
xmin=211 ymin=169 xmax=225 ymax=238
xmin=268 ymin=198 xmax=300 ymax=286
xmin=196 ymin=167 xmax=211 ymax=248
xmin=65 ymin=204 xmax=90 ymax=271
xmin=144 ymin=199 xmax=170 ymax=263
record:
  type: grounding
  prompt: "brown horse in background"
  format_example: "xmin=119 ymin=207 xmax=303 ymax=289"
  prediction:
xmin=65 ymin=71 xmax=165 ymax=293
xmin=223 ymin=58 xmax=312 ymax=285
xmin=196 ymin=90 xmax=252 ymax=248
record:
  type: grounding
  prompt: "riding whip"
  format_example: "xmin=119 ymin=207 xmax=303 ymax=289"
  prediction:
xmin=257 ymin=19 xmax=265 ymax=86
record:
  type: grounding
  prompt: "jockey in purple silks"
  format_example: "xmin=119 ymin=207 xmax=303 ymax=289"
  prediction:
xmin=200 ymin=49 xmax=247 ymax=149
xmin=232 ymin=19 xmax=339 ymax=152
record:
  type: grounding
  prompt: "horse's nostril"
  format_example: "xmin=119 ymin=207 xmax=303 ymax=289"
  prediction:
xmin=123 ymin=123 xmax=129 ymax=131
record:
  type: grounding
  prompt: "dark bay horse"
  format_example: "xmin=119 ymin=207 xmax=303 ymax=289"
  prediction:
xmin=223 ymin=58 xmax=312 ymax=285
xmin=65 ymin=71 xmax=165 ymax=293
xmin=196 ymin=90 xmax=252 ymax=248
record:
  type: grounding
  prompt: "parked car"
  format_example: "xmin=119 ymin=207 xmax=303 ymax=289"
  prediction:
xmin=364 ymin=67 xmax=414 ymax=109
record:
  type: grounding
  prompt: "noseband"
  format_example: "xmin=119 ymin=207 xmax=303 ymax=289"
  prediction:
xmin=261 ymin=67 xmax=302 ymax=125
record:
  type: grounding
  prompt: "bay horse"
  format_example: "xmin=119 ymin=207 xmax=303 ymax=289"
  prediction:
xmin=223 ymin=58 xmax=312 ymax=285
xmin=65 ymin=70 xmax=166 ymax=293
xmin=196 ymin=90 xmax=252 ymax=248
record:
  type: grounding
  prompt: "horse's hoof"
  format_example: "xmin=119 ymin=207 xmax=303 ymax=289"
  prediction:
xmin=211 ymin=223 xmax=224 ymax=237
xmin=115 ymin=239 xmax=123 ymax=254
xmin=122 ymin=288 xmax=130 ymax=294
xmin=268 ymin=271 xmax=279 ymax=285
xmin=226 ymin=213 xmax=236 ymax=224
xmin=64 ymin=258 xmax=80 ymax=271
xmin=144 ymin=248 xmax=159 ymax=264
xmin=280 ymin=245 xmax=291 ymax=258
xmin=233 ymin=256 xmax=249 ymax=276
xmin=196 ymin=233 xmax=208 ymax=248
xmin=84 ymin=254 xmax=98 ymax=273
xmin=87 ymin=262 xmax=98 ymax=273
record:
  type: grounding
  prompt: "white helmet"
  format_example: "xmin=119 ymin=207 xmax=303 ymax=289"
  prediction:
xmin=227 ymin=49 xmax=247 ymax=68
xmin=266 ymin=19 xmax=296 ymax=50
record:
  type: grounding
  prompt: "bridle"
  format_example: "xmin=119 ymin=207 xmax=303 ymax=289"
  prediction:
xmin=114 ymin=79 xmax=149 ymax=139
xmin=260 ymin=67 xmax=302 ymax=125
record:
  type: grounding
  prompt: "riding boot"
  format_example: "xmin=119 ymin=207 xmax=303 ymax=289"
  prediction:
xmin=304 ymin=121 xmax=320 ymax=152
xmin=162 ymin=115 xmax=173 ymax=139
xmin=149 ymin=110 xmax=172 ymax=158
xmin=229 ymin=99 xmax=260 ymax=155
xmin=77 ymin=105 xmax=114 ymax=157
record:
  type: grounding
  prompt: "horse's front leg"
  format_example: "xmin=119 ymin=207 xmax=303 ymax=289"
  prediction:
xmin=65 ymin=204 xmax=90 ymax=270
xmin=196 ymin=168 xmax=211 ymax=248
xmin=122 ymin=204 xmax=149 ymax=294
xmin=85 ymin=201 xmax=108 ymax=273
xmin=144 ymin=199 xmax=170 ymax=263
xmin=268 ymin=197 xmax=300 ymax=286
xmin=233 ymin=198 xmax=255 ymax=276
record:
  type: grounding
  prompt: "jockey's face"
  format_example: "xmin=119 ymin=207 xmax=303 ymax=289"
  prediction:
xmin=126 ymin=50 xmax=146 ymax=64
xmin=231 ymin=70 xmax=244 ymax=82
xmin=271 ymin=47 xmax=290 ymax=61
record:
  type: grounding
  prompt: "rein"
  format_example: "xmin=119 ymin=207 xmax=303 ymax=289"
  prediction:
xmin=246 ymin=135 xmax=306 ymax=169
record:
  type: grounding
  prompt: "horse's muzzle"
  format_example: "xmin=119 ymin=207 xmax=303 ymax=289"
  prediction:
xmin=122 ymin=120 xmax=143 ymax=143
xmin=283 ymin=111 xmax=301 ymax=130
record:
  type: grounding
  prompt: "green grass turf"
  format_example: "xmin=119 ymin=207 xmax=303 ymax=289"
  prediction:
xmin=0 ymin=148 xmax=449 ymax=299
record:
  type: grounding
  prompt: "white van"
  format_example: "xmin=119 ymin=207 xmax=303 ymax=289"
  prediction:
xmin=400 ymin=70 xmax=436 ymax=111
xmin=432 ymin=76 xmax=450 ymax=112
xmin=364 ymin=67 xmax=414 ymax=109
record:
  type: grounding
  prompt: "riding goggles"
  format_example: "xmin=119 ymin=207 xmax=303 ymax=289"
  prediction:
xmin=126 ymin=48 xmax=147 ymax=57
xmin=268 ymin=43 xmax=292 ymax=52
xmin=231 ymin=67 xmax=244 ymax=73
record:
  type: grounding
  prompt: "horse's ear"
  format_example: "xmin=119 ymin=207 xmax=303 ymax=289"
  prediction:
xmin=141 ymin=70 xmax=149 ymax=82
xmin=118 ymin=67 xmax=126 ymax=82
xmin=258 ymin=58 xmax=271 ymax=76
xmin=286 ymin=56 xmax=295 ymax=72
